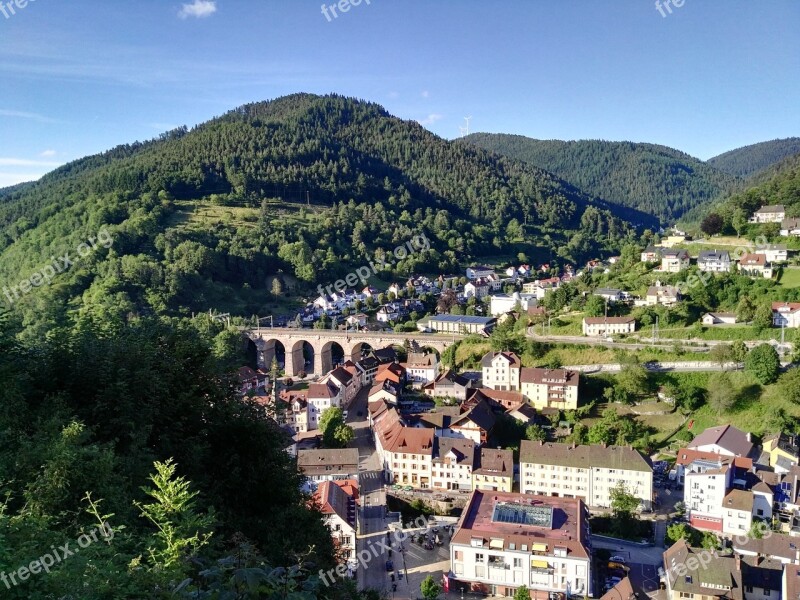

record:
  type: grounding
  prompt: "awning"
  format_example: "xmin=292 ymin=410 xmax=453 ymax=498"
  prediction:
xmin=489 ymin=538 xmax=504 ymax=549
xmin=531 ymin=543 xmax=548 ymax=552
xmin=531 ymin=559 xmax=549 ymax=569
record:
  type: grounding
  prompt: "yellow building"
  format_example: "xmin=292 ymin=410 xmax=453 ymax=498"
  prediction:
xmin=471 ymin=448 xmax=514 ymax=492
xmin=762 ymin=432 xmax=799 ymax=472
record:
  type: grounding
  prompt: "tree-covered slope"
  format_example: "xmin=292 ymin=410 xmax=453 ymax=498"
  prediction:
xmin=0 ymin=94 xmax=644 ymax=336
xmin=711 ymin=152 xmax=800 ymax=229
xmin=460 ymin=133 xmax=741 ymax=223
xmin=708 ymin=137 xmax=800 ymax=179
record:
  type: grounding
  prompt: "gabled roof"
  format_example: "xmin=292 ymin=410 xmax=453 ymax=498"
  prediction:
xmin=663 ymin=540 xmax=743 ymax=599
xmin=583 ymin=316 xmax=636 ymax=325
xmin=674 ymin=447 xmax=752 ymax=470
xmin=329 ymin=366 xmax=354 ymax=386
xmin=433 ymin=437 xmax=476 ymax=467
xmin=308 ymin=381 xmax=340 ymax=400
xmin=450 ymin=398 xmax=496 ymax=432
xmin=739 ymin=253 xmax=768 ymax=267
xmin=480 ymin=351 xmax=521 ymax=368
xmin=474 ymin=448 xmax=513 ymax=477
xmin=698 ymin=249 xmax=731 ymax=261
xmin=520 ymin=441 xmax=652 ymax=472
xmin=314 ymin=480 xmax=357 ymax=526
xmin=772 ymin=301 xmax=800 ymax=313
xmin=687 ymin=424 xmax=753 ymax=457
xmin=723 ymin=489 xmax=754 ymax=512
xmin=755 ymin=204 xmax=785 ymax=214
xmin=662 ymin=248 xmax=689 ymax=259
xmin=520 ymin=367 xmax=579 ymax=387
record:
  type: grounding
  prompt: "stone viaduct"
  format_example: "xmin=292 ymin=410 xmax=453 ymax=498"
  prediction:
xmin=244 ymin=327 xmax=459 ymax=376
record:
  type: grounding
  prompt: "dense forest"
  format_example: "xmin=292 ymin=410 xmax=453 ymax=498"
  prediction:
xmin=0 ymin=309 xmax=377 ymax=599
xmin=460 ymin=133 xmax=742 ymax=222
xmin=703 ymin=152 xmax=800 ymax=234
xmin=0 ymin=94 xmax=642 ymax=338
xmin=707 ymin=137 xmax=800 ymax=179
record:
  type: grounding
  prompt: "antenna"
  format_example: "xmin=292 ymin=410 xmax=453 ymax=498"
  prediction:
xmin=459 ymin=116 xmax=473 ymax=137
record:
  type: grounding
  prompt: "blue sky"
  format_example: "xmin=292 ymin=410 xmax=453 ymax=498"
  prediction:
xmin=1 ymin=0 xmax=798 ymax=186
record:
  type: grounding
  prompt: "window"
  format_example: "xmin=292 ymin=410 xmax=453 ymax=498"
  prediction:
xmin=514 ymin=558 xmax=522 ymax=568
xmin=454 ymin=550 xmax=463 ymax=560
xmin=475 ymin=553 xmax=485 ymax=562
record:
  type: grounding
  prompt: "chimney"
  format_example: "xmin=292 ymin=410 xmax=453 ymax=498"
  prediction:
xmin=735 ymin=554 xmax=741 ymax=571
xmin=539 ymin=440 xmax=544 ymax=446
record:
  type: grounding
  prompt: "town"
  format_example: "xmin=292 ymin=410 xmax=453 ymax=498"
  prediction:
xmin=235 ymin=202 xmax=800 ymax=600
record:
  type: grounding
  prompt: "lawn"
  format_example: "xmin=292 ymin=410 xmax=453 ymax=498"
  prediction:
xmin=779 ymin=267 xmax=800 ymax=289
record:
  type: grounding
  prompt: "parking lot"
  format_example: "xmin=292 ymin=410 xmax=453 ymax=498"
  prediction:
xmin=387 ymin=521 xmax=455 ymax=599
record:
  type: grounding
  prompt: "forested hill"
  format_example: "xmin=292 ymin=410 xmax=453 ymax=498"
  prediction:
xmin=708 ymin=137 xmax=800 ymax=179
xmin=460 ymin=133 xmax=742 ymax=222
xmin=708 ymin=152 xmax=800 ymax=231
xmin=0 ymin=93 xmax=645 ymax=336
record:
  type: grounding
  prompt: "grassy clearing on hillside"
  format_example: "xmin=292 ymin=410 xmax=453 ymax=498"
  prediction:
xmin=644 ymin=325 xmax=797 ymax=342
xmin=779 ymin=267 xmax=800 ymax=288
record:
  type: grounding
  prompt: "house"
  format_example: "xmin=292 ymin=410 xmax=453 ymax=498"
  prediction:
xmin=662 ymin=540 xmax=743 ymax=600
xmin=422 ymin=369 xmax=476 ymax=402
xmin=641 ymin=246 xmax=663 ymax=262
xmin=448 ymin=491 xmax=593 ymax=599
xmin=480 ymin=351 xmax=522 ymax=391
xmin=431 ymin=437 xmax=476 ymax=491
xmin=377 ymin=418 xmax=434 ymax=489
xmin=759 ymin=244 xmax=789 ymax=263
xmin=750 ymin=205 xmax=786 ymax=224
xmin=237 ymin=366 xmax=267 ymax=395
xmin=582 ymin=316 xmax=636 ymax=336
xmin=698 ymin=249 xmax=732 ymax=273
xmin=780 ymin=217 xmax=800 ymax=237
xmin=702 ymin=312 xmax=738 ymax=326
xmin=368 ymin=380 xmax=400 ymax=405
xmin=489 ymin=292 xmax=538 ymax=317
xmin=448 ymin=399 xmax=497 ymax=445
xmin=466 ymin=265 xmax=494 ymax=280
xmin=505 ymin=402 xmax=537 ymax=425
xmin=345 ymin=313 xmax=368 ymax=328
xmin=307 ymin=382 xmax=342 ymax=429
xmin=762 ymin=432 xmax=800 ymax=473
xmin=523 ymin=277 xmax=561 ymax=300
xmin=687 ymin=425 xmax=754 ymax=458
xmin=646 ymin=282 xmax=682 ymax=306
xmin=278 ymin=390 xmax=311 ymax=433
xmin=417 ymin=315 xmax=497 ymax=335
xmin=371 ymin=347 xmax=398 ymax=364
xmin=472 ymin=448 xmax=514 ymax=492
xmin=355 ymin=356 xmax=380 ymax=384
xmin=314 ymin=480 xmax=358 ymax=568
xmin=519 ymin=441 xmax=653 ymax=511
xmin=722 ymin=489 xmax=756 ymax=537
xmin=660 ymin=248 xmax=690 ymax=273
xmin=772 ymin=302 xmax=800 ymax=328
xmin=402 ymin=352 xmax=439 ymax=386
xmin=684 ymin=461 xmax=732 ymax=532
xmin=739 ymin=254 xmax=774 ymax=278
xmin=464 ymin=279 xmax=491 ymax=299
xmin=672 ymin=448 xmax=753 ymax=488
xmin=376 ymin=304 xmax=400 ymax=323
xmin=594 ymin=288 xmax=625 ymax=303
xmin=325 ymin=366 xmax=361 ymax=406
xmin=297 ymin=448 xmax=360 ymax=483
xmin=520 ymin=367 xmax=580 ymax=411
xmin=375 ymin=362 xmax=406 ymax=385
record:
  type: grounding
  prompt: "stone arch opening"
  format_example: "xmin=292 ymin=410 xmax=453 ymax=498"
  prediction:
xmin=287 ymin=339 xmax=314 ymax=377
xmin=260 ymin=339 xmax=286 ymax=372
xmin=351 ymin=342 xmax=373 ymax=363
xmin=320 ymin=341 xmax=345 ymax=374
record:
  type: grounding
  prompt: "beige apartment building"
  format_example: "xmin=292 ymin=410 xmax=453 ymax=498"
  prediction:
xmin=519 ymin=441 xmax=653 ymax=511
xmin=520 ymin=367 xmax=580 ymax=411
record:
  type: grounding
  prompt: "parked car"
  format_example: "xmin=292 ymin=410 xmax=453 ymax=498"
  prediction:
xmin=609 ymin=556 xmax=626 ymax=563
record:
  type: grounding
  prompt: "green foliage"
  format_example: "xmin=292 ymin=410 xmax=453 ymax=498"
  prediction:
xmin=514 ymin=585 xmax=532 ymax=600
xmin=319 ymin=407 xmax=354 ymax=448
xmin=135 ymin=459 xmax=215 ymax=570
xmin=420 ymin=575 xmax=442 ymax=600
xmin=701 ymin=213 xmax=724 ymax=236
xmin=708 ymin=137 xmax=800 ymax=178
xmin=779 ymin=368 xmax=800 ymax=404
xmin=463 ymin=134 xmax=741 ymax=222
xmin=745 ymin=344 xmax=781 ymax=384
xmin=525 ymin=424 xmax=547 ymax=442
xmin=708 ymin=372 xmax=737 ymax=414
xmin=610 ymin=482 xmax=641 ymax=517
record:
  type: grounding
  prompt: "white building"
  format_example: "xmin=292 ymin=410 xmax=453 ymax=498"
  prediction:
xmin=314 ymin=480 xmax=358 ymax=567
xmin=307 ymin=381 xmax=342 ymax=429
xmin=781 ymin=218 xmax=800 ymax=237
xmin=660 ymin=249 xmax=690 ymax=273
xmin=519 ymin=441 xmax=653 ymax=511
xmin=490 ymin=292 xmax=538 ymax=317
xmin=773 ymin=302 xmax=800 ymax=328
xmin=698 ymin=249 xmax=732 ymax=273
xmin=582 ymin=316 xmax=636 ymax=336
xmin=750 ymin=205 xmax=786 ymax=224
xmin=480 ymin=351 xmax=522 ymax=391
xmin=448 ymin=491 xmax=593 ymax=599
xmin=760 ymin=244 xmax=789 ymax=263
xmin=431 ymin=437 xmax=476 ymax=491
xmin=702 ymin=312 xmax=738 ymax=326
xmin=402 ymin=352 xmax=439 ymax=385
xmin=466 ymin=265 xmax=495 ymax=280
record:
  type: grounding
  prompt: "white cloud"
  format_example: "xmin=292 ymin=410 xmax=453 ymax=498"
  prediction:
xmin=0 ymin=109 xmax=60 ymax=123
xmin=417 ymin=113 xmax=443 ymax=127
xmin=40 ymin=149 xmax=57 ymax=157
xmin=421 ymin=90 xmax=430 ymax=98
xmin=178 ymin=0 xmax=217 ymax=19
xmin=0 ymin=158 xmax=63 ymax=167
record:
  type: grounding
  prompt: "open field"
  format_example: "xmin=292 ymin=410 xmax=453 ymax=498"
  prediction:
xmin=779 ymin=267 xmax=800 ymax=288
